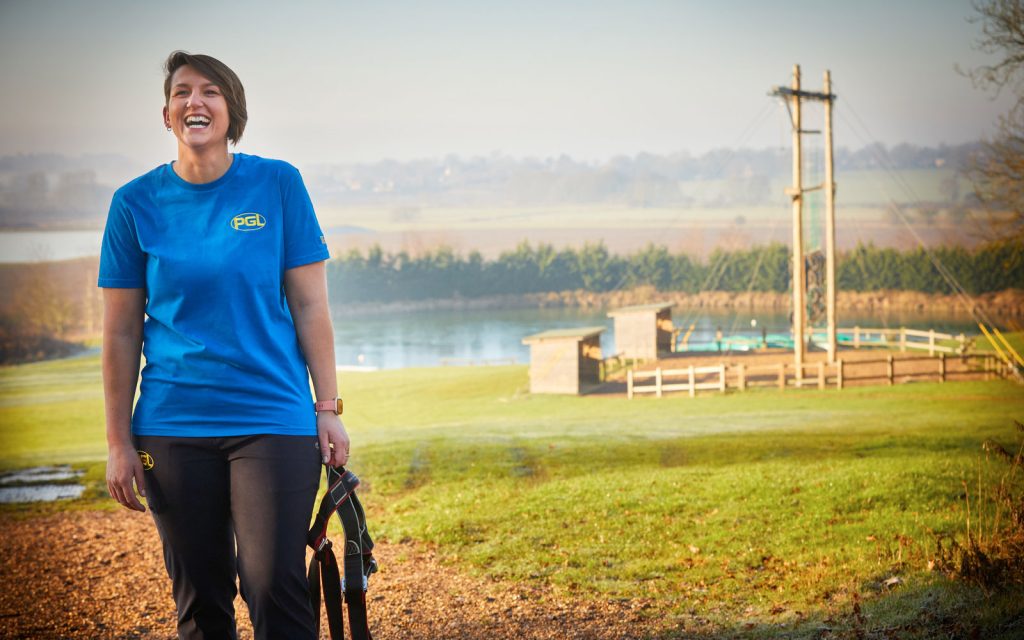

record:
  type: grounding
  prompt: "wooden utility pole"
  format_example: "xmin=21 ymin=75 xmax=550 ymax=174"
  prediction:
xmin=823 ymin=70 xmax=837 ymax=363
xmin=789 ymin=65 xmax=806 ymax=383
xmin=771 ymin=65 xmax=838 ymax=380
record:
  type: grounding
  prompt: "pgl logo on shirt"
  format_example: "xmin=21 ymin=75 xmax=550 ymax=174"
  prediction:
xmin=230 ymin=213 xmax=266 ymax=231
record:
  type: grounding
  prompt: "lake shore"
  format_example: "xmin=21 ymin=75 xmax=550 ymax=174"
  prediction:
xmin=332 ymin=286 xmax=1024 ymax=318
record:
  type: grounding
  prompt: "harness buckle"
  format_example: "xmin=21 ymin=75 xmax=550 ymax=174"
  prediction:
xmin=315 ymin=537 xmax=331 ymax=553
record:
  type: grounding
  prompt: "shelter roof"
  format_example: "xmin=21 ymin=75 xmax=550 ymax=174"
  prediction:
xmin=522 ymin=326 xmax=606 ymax=343
xmin=607 ymin=302 xmax=673 ymax=317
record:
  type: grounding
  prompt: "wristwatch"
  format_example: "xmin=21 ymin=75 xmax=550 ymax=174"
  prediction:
xmin=314 ymin=397 xmax=343 ymax=415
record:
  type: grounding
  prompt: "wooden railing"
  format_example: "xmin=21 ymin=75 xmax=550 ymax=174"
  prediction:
xmin=626 ymin=353 xmax=1011 ymax=398
xmin=627 ymin=365 xmax=726 ymax=398
xmin=815 ymin=326 xmax=968 ymax=355
xmin=673 ymin=325 xmax=969 ymax=355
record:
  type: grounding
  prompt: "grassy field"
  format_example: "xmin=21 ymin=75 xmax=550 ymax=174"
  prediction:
xmin=312 ymin=168 xmax=966 ymax=233
xmin=974 ymin=329 xmax=1024 ymax=360
xmin=2 ymin=354 xmax=1023 ymax=637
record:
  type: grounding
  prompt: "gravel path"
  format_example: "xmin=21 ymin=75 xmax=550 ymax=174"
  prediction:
xmin=0 ymin=510 xmax=666 ymax=640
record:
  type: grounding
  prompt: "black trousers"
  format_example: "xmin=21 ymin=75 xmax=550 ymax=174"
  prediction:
xmin=135 ymin=434 xmax=322 ymax=640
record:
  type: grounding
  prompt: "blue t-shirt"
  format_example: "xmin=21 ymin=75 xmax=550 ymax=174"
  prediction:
xmin=98 ymin=153 xmax=330 ymax=437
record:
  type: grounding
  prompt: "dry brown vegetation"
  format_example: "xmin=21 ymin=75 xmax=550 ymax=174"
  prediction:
xmin=936 ymin=421 xmax=1024 ymax=591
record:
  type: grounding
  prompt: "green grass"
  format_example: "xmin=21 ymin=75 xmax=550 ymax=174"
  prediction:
xmin=974 ymin=329 xmax=1024 ymax=360
xmin=2 ymin=355 xmax=1023 ymax=637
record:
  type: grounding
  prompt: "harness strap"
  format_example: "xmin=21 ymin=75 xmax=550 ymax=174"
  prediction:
xmin=307 ymin=465 xmax=377 ymax=640
xmin=309 ymin=540 xmax=346 ymax=639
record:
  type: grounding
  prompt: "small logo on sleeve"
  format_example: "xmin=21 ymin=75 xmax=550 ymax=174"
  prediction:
xmin=230 ymin=213 xmax=267 ymax=231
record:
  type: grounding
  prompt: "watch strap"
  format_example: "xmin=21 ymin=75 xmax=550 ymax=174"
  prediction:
xmin=314 ymin=398 xmax=343 ymax=415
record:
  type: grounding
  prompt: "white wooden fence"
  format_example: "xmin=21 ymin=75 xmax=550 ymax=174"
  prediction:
xmin=627 ymin=365 xmax=726 ymax=398
xmin=821 ymin=326 xmax=967 ymax=355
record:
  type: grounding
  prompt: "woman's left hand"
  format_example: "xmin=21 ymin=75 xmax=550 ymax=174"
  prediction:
xmin=317 ymin=411 xmax=351 ymax=467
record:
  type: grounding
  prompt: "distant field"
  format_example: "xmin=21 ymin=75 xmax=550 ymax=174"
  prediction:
xmin=311 ymin=168 xmax=977 ymax=258
xmin=1 ymin=354 xmax=1022 ymax=637
xmin=320 ymin=205 xmax=970 ymax=260
xmin=314 ymin=168 xmax=966 ymax=233
xmin=0 ymin=166 xmax=983 ymax=262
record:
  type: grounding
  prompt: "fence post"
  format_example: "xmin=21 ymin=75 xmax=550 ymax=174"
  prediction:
xmin=854 ymin=325 xmax=861 ymax=349
xmin=655 ymin=367 xmax=663 ymax=398
xmin=778 ymin=363 xmax=786 ymax=390
xmin=817 ymin=361 xmax=825 ymax=390
xmin=887 ymin=354 xmax=895 ymax=386
xmin=627 ymin=369 xmax=634 ymax=400
xmin=837 ymin=359 xmax=844 ymax=390
xmin=928 ymin=329 xmax=935 ymax=357
xmin=687 ymin=366 xmax=695 ymax=398
xmin=958 ymin=333 xmax=965 ymax=355
xmin=738 ymin=363 xmax=746 ymax=391
xmin=899 ymin=328 xmax=907 ymax=353
xmin=719 ymin=364 xmax=726 ymax=392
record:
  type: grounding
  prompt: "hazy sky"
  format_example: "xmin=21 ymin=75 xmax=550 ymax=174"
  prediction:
xmin=0 ymin=0 xmax=1014 ymax=165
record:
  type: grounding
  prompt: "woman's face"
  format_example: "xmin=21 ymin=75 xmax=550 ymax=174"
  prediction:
xmin=163 ymin=65 xmax=230 ymax=151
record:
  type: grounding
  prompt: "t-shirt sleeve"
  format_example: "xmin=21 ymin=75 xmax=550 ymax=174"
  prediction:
xmin=98 ymin=191 xmax=146 ymax=288
xmin=281 ymin=165 xmax=330 ymax=270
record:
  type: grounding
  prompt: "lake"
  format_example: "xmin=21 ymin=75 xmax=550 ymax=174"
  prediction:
xmin=330 ymin=306 xmax=981 ymax=370
xmin=0 ymin=233 xmax=984 ymax=369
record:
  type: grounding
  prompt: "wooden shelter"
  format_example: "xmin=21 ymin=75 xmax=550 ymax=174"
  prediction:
xmin=521 ymin=326 xmax=605 ymax=395
xmin=607 ymin=302 xmax=674 ymax=360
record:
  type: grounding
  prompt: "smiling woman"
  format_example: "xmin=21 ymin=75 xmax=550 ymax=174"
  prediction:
xmin=162 ymin=51 xmax=246 ymax=152
xmin=97 ymin=51 xmax=350 ymax=640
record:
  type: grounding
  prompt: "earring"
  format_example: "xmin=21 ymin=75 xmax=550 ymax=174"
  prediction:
xmin=166 ymin=126 xmax=172 ymax=131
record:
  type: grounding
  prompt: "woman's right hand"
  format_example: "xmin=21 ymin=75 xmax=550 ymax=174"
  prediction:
xmin=106 ymin=443 xmax=147 ymax=512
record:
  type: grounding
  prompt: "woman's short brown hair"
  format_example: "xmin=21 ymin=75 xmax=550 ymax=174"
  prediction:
xmin=163 ymin=51 xmax=248 ymax=145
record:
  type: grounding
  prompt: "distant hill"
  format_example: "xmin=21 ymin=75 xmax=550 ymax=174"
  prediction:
xmin=0 ymin=143 xmax=979 ymax=230
xmin=302 ymin=143 xmax=978 ymax=209
xmin=0 ymin=154 xmax=147 ymax=229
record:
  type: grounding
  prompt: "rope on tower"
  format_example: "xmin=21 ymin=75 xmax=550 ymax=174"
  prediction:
xmin=835 ymin=84 xmax=1022 ymax=376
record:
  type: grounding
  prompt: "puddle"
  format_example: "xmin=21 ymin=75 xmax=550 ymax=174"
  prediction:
xmin=0 ymin=484 xmax=85 ymax=503
xmin=0 ymin=465 xmax=86 ymax=503
xmin=0 ymin=466 xmax=81 ymax=484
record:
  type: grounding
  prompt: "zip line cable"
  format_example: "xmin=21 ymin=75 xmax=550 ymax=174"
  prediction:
xmin=603 ymin=99 xmax=781 ymax=296
xmin=834 ymin=86 xmax=992 ymax=321
xmin=671 ymin=95 xmax=798 ymax=348
xmin=724 ymin=214 xmax=785 ymax=348
xmin=835 ymin=84 xmax=1022 ymax=372
xmin=838 ymin=105 xmax=1003 ymax=338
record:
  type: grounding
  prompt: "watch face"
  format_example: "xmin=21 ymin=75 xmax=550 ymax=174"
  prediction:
xmin=336 ymin=398 xmax=344 ymax=415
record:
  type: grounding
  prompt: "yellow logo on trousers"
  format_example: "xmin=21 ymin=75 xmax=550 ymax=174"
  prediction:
xmin=137 ymin=450 xmax=155 ymax=470
xmin=231 ymin=213 xmax=266 ymax=231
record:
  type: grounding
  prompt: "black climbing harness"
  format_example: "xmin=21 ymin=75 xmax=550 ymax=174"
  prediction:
xmin=307 ymin=465 xmax=378 ymax=640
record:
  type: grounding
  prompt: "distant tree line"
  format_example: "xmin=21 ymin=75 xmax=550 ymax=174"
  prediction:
xmin=326 ymin=239 xmax=1022 ymax=303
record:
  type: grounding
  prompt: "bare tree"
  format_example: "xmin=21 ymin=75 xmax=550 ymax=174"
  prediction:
xmin=9 ymin=265 xmax=78 ymax=339
xmin=963 ymin=0 xmax=1024 ymax=240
